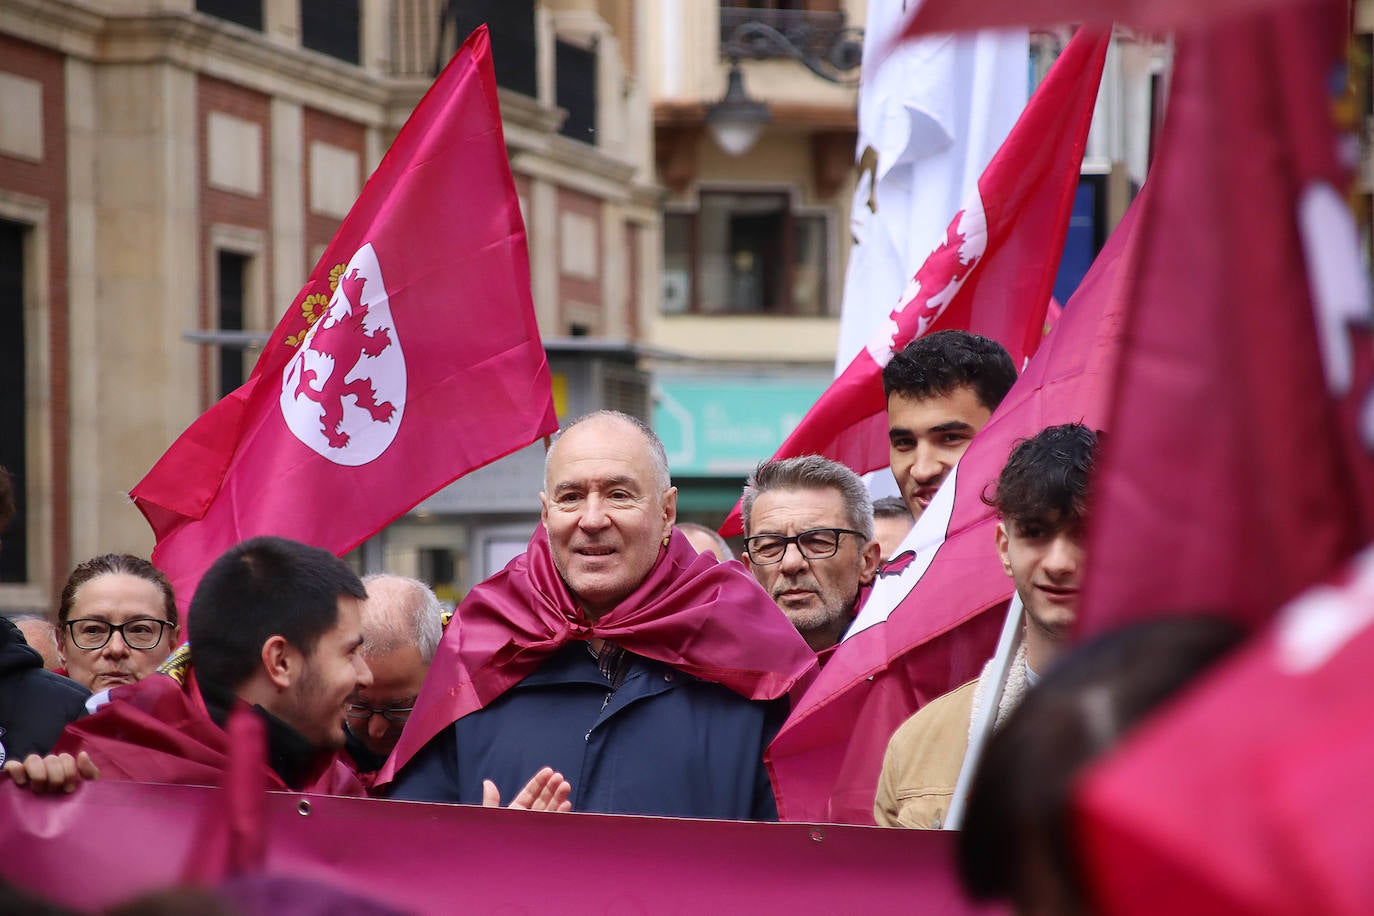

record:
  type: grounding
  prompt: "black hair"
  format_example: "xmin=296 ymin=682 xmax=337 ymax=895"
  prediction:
xmin=984 ymin=423 xmax=1099 ymax=527
xmin=188 ymin=536 xmax=366 ymax=694
xmin=957 ymin=614 xmax=1247 ymax=913
xmin=881 ymin=330 xmax=1017 ymax=412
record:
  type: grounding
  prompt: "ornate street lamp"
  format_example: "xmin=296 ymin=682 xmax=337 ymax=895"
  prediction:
xmin=706 ymin=14 xmax=863 ymax=156
xmin=706 ymin=63 xmax=773 ymax=156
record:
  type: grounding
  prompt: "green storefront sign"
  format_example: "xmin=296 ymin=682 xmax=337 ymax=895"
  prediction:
xmin=654 ymin=376 xmax=829 ymax=477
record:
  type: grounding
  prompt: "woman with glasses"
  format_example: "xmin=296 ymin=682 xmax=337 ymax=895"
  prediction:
xmin=55 ymin=554 xmax=178 ymax=693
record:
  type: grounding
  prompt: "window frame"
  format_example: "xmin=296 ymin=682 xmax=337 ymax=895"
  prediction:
xmin=662 ymin=184 xmax=836 ymax=318
xmin=205 ymin=225 xmax=267 ymax=407
xmin=0 ymin=190 xmax=52 ymax=605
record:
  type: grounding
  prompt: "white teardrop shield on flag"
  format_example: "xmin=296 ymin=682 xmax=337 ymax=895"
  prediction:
xmin=847 ymin=462 xmax=960 ymax=638
xmin=280 ymin=243 xmax=406 ymax=466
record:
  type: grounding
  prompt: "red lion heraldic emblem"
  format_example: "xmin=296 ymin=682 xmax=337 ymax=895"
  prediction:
xmin=280 ymin=243 xmax=407 ymax=467
xmin=294 ymin=268 xmax=396 ymax=448
xmin=866 ymin=197 xmax=989 ymax=367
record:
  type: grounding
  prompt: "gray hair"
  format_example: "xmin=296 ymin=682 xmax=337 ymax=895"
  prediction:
xmin=677 ymin=522 xmax=733 ymax=561
xmin=872 ymin=495 xmax=914 ymax=521
xmin=544 ymin=410 xmax=671 ymax=492
xmin=359 ymin=574 xmax=444 ymax=664
xmin=741 ymin=455 xmax=875 ymax=540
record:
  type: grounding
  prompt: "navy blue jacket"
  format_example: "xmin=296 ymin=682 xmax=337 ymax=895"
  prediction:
xmin=390 ymin=643 xmax=785 ymax=819
xmin=0 ymin=617 xmax=90 ymax=763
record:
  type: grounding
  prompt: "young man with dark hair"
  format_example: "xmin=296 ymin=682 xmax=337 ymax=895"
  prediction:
xmin=7 ymin=537 xmax=570 ymax=810
xmin=188 ymin=536 xmax=368 ymax=738
xmin=882 ymin=330 xmax=1018 ymax=519
xmin=23 ymin=536 xmax=377 ymax=794
xmin=874 ymin=423 xmax=1098 ymax=829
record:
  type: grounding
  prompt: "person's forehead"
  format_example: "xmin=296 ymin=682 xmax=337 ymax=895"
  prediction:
xmin=547 ymin=418 xmax=654 ymax=484
xmin=887 ymin=385 xmax=988 ymax=428
xmin=71 ymin=573 xmax=165 ymax=620
xmin=363 ymin=642 xmax=423 ymax=670
xmin=361 ymin=648 xmax=425 ymax=692
xmin=1007 ymin=511 xmax=1086 ymax=537
xmin=749 ymin=486 xmax=849 ymax=532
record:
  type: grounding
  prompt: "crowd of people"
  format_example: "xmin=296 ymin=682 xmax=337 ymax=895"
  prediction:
xmin=0 ymin=330 xmax=1245 ymax=912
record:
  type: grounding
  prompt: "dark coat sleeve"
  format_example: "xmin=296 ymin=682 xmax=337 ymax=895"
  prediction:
xmin=386 ymin=722 xmax=465 ymax=803
xmin=0 ymin=668 xmax=91 ymax=760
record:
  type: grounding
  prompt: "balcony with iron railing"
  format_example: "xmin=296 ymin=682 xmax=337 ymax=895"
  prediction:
xmin=718 ymin=7 xmax=851 ymax=66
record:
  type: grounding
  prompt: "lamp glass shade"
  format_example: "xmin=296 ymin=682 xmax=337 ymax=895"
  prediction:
xmin=706 ymin=65 xmax=770 ymax=156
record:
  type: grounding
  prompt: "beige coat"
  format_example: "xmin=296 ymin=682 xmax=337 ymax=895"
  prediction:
xmin=873 ymin=678 xmax=977 ymax=829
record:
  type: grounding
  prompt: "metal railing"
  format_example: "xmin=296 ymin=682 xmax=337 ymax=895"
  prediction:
xmin=718 ymin=7 xmax=860 ymax=84
xmin=720 ymin=8 xmax=850 ymax=61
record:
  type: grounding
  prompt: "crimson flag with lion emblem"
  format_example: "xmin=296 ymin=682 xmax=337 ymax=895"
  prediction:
xmin=717 ymin=26 xmax=1107 ymax=537
xmin=132 ymin=26 xmax=557 ymax=604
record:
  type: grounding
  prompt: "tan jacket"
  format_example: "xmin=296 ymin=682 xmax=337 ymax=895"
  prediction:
xmin=873 ymin=678 xmax=977 ymax=829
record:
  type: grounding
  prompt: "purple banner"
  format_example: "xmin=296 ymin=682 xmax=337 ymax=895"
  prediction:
xmin=0 ymin=781 xmax=1000 ymax=914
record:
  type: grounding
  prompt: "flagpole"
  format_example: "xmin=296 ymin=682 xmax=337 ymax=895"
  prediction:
xmin=944 ymin=593 xmax=1024 ymax=830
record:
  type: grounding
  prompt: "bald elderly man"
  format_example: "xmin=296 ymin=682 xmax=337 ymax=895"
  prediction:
xmin=385 ymin=411 xmax=815 ymax=818
xmin=344 ymin=574 xmax=446 ymax=774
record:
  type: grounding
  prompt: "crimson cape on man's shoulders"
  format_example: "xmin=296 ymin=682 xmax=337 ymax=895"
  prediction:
xmin=380 ymin=528 xmax=817 ymax=784
xmin=55 ymin=666 xmax=365 ymax=797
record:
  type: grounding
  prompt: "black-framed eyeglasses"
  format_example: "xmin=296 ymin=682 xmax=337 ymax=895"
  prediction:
xmin=744 ymin=528 xmax=867 ymax=565
xmin=345 ymin=701 xmax=415 ymax=724
xmin=63 ymin=618 xmax=175 ymax=651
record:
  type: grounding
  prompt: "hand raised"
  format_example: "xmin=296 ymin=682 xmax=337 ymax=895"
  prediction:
xmin=481 ymin=766 xmax=572 ymax=812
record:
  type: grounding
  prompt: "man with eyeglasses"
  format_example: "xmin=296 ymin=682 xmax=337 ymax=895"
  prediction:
xmin=343 ymin=574 xmax=445 ymax=775
xmin=741 ymin=457 xmax=882 ymax=660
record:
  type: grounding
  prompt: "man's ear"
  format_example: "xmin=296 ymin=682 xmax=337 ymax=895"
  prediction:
xmin=994 ymin=521 xmax=1014 ymax=578
xmin=661 ymin=487 xmax=679 ymax=537
xmin=858 ymin=538 xmax=883 ymax=586
xmin=260 ymin=634 xmax=296 ymax=690
xmin=539 ymin=491 xmax=550 ymax=532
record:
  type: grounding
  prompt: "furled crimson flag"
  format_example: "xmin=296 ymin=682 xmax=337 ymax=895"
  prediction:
xmin=131 ymin=27 xmax=557 ymax=603
xmin=1050 ymin=1 xmax=1374 ymax=909
xmin=1073 ymin=0 xmax=1374 ymax=639
xmin=1079 ymin=548 xmax=1374 ymax=915
xmin=719 ymin=27 xmax=1109 ymax=536
xmin=767 ymin=192 xmax=1142 ymax=824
